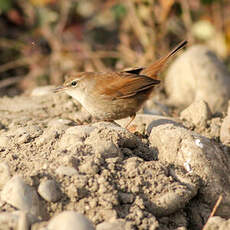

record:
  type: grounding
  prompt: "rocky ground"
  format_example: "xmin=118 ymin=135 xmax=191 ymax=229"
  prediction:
xmin=0 ymin=45 xmax=230 ymax=230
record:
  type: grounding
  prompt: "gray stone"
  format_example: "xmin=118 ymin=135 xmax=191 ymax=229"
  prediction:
xmin=47 ymin=211 xmax=95 ymax=230
xmin=1 ymin=175 xmax=41 ymax=217
xmin=38 ymin=180 xmax=61 ymax=202
xmin=180 ymin=100 xmax=211 ymax=128
xmin=149 ymin=120 xmax=230 ymax=217
xmin=165 ymin=45 xmax=230 ymax=112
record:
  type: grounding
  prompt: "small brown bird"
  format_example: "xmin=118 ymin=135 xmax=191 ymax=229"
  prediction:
xmin=54 ymin=40 xmax=187 ymax=128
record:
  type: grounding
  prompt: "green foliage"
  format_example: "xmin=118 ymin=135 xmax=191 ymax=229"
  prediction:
xmin=112 ymin=4 xmax=127 ymax=20
xmin=201 ymin=0 xmax=217 ymax=5
xmin=0 ymin=0 xmax=12 ymax=12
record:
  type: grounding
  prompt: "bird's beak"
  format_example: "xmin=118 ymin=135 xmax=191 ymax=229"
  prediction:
xmin=52 ymin=86 xmax=67 ymax=93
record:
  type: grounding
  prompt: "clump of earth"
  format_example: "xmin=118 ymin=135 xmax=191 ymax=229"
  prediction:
xmin=0 ymin=45 xmax=230 ymax=230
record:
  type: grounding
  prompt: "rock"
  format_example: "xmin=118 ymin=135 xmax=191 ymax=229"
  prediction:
xmin=17 ymin=211 xmax=30 ymax=230
xmin=90 ymin=140 xmax=121 ymax=159
xmin=149 ymin=120 xmax=230 ymax=217
xmin=117 ymin=114 xmax=180 ymax=133
xmin=165 ymin=45 xmax=230 ymax=113
xmin=0 ymin=135 xmax=11 ymax=148
xmin=1 ymin=175 xmax=41 ymax=217
xmin=0 ymin=211 xmax=29 ymax=230
xmin=96 ymin=219 xmax=126 ymax=230
xmin=88 ymin=122 xmax=142 ymax=150
xmin=56 ymin=166 xmax=78 ymax=176
xmin=180 ymin=100 xmax=212 ymax=128
xmin=219 ymin=219 xmax=230 ymax=230
xmin=220 ymin=115 xmax=230 ymax=146
xmin=203 ymin=216 xmax=230 ymax=230
xmin=38 ymin=180 xmax=61 ymax=202
xmin=47 ymin=211 xmax=95 ymax=230
xmin=208 ymin=117 xmax=221 ymax=139
xmin=0 ymin=162 xmax=11 ymax=189
xmin=0 ymin=212 xmax=19 ymax=230
xmin=118 ymin=192 xmax=135 ymax=204
xmin=31 ymin=221 xmax=48 ymax=230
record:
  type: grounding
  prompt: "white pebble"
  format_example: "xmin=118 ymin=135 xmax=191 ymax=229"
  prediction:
xmin=1 ymin=175 xmax=40 ymax=216
xmin=47 ymin=211 xmax=95 ymax=230
xmin=38 ymin=180 xmax=61 ymax=202
xmin=96 ymin=219 xmax=126 ymax=230
xmin=184 ymin=160 xmax=193 ymax=173
xmin=195 ymin=139 xmax=203 ymax=148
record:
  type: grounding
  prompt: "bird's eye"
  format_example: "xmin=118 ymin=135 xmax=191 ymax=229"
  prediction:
xmin=71 ymin=81 xmax=77 ymax=86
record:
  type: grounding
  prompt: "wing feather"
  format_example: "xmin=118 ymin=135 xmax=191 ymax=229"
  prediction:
xmin=95 ymin=72 xmax=160 ymax=99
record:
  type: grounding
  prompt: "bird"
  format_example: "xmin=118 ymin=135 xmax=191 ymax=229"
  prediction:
xmin=54 ymin=40 xmax=187 ymax=128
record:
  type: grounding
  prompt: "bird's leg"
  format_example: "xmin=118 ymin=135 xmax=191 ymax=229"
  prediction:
xmin=125 ymin=114 xmax=136 ymax=129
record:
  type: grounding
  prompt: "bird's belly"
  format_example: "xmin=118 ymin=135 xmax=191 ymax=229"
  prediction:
xmin=83 ymin=96 xmax=146 ymax=121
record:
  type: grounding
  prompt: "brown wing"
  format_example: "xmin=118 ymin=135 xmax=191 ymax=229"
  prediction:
xmin=96 ymin=72 xmax=160 ymax=99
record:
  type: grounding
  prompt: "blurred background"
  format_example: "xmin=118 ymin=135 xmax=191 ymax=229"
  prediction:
xmin=0 ymin=0 xmax=230 ymax=97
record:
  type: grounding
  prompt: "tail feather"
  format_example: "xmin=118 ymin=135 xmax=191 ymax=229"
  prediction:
xmin=140 ymin=40 xmax=187 ymax=79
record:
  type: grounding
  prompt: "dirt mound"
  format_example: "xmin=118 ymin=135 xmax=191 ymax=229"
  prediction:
xmin=0 ymin=87 xmax=230 ymax=230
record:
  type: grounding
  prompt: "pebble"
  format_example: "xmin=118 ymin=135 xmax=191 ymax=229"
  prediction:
xmin=38 ymin=180 xmax=61 ymax=202
xmin=0 ymin=162 xmax=11 ymax=189
xmin=124 ymin=157 xmax=141 ymax=172
xmin=96 ymin=219 xmax=126 ymax=230
xmin=47 ymin=119 xmax=72 ymax=129
xmin=0 ymin=135 xmax=11 ymax=148
xmin=203 ymin=216 xmax=230 ymax=230
xmin=47 ymin=211 xmax=95 ymax=230
xmin=0 ymin=212 xmax=19 ymax=230
xmin=180 ymin=100 xmax=211 ymax=128
xmin=56 ymin=166 xmax=78 ymax=176
xmin=0 ymin=211 xmax=29 ymax=230
xmin=118 ymin=192 xmax=135 ymax=204
xmin=1 ymin=175 xmax=41 ymax=217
